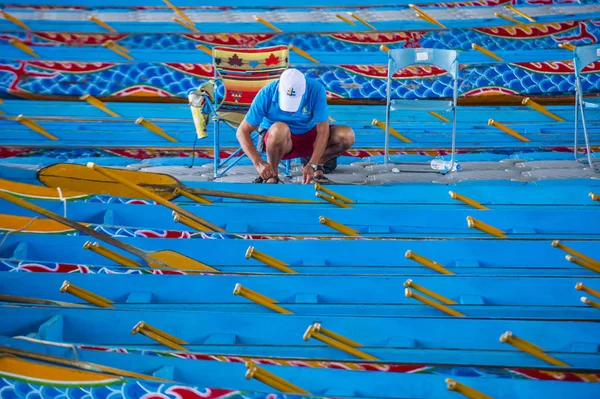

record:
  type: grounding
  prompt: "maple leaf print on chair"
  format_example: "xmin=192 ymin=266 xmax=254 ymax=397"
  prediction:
xmin=265 ymin=53 xmax=280 ymax=66
xmin=227 ymin=53 xmax=244 ymax=67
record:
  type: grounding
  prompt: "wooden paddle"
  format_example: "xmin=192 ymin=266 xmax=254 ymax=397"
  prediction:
xmin=0 ymin=294 xmax=83 ymax=307
xmin=0 ymin=190 xmax=217 ymax=272
xmin=0 ymin=346 xmax=172 ymax=382
xmin=0 ymin=177 xmax=90 ymax=201
xmin=37 ymin=163 xmax=317 ymax=203
xmin=85 ymin=162 xmax=223 ymax=232
xmin=0 ymin=213 xmax=84 ymax=234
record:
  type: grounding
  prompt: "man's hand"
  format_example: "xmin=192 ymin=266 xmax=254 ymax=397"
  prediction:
xmin=302 ymin=164 xmax=315 ymax=184
xmin=256 ymin=160 xmax=276 ymax=180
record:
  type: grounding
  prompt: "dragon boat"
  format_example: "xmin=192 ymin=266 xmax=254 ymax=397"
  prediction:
xmin=1 ymin=1 xmax=600 ymax=398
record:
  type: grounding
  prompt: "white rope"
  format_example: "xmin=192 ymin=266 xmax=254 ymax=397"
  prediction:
xmin=57 ymin=187 xmax=67 ymax=217
xmin=13 ymin=335 xmax=79 ymax=361
xmin=0 ymin=216 xmax=39 ymax=251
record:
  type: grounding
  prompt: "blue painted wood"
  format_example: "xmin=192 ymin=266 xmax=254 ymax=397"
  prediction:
xmin=36 ymin=315 xmax=63 ymax=341
xmin=1 ymin=198 xmax=599 ymax=237
xmin=150 ymin=180 xmax=600 ymax=205
xmin=41 ymin=303 xmax=591 ymax=320
xmin=102 ymin=209 xmax=114 ymax=225
xmin=126 ymin=292 xmax=153 ymax=303
xmin=1 ymin=307 xmax=599 ymax=369
xmin=0 ymin=100 xmax=597 ymax=150
xmin=2 ymin=273 xmax=596 ymax=307
xmin=12 ymin=242 xmax=28 ymax=260
xmin=152 ymin=366 xmax=174 ymax=380
xmin=1 ymin=270 xmax=595 ymax=320
xmin=0 ymin=258 xmax=592 ymax=276
xmin=2 ymin=335 xmax=598 ymax=399
xmin=0 ymin=234 xmax=597 ymax=273
xmin=0 ymin=102 xmax=593 ymax=124
xmin=0 ymin=121 xmax=596 ymax=148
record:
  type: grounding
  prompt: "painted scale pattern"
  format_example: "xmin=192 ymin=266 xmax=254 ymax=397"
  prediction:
xmin=0 ymin=376 xmax=319 ymax=399
xmin=1 ymin=22 xmax=600 ymax=99
xmin=1 ymin=58 xmax=599 ymax=100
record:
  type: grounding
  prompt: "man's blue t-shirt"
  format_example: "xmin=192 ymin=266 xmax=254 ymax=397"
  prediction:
xmin=244 ymin=78 xmax=329 ymax=135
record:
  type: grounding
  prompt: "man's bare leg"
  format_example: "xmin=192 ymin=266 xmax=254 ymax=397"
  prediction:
xmin=316 ymin=125 xmax=355 ymax=174
xmin=265 ymin=122 xmax=293 ymax=183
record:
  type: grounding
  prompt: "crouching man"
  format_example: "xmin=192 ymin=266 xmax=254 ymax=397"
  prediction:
xmin=235 ymin=68 xmax=355 ymax=184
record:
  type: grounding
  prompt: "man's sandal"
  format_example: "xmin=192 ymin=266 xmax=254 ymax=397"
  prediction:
xmin=253 ymin=175 xmax=283 ymax=184
xmin=314 ymin=174 xmax=331 ymax=184
xmin=313 ymin=166 xmax=332 ymax=184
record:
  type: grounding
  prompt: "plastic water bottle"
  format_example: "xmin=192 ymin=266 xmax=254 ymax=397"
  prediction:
xmin=430 ymin=159 xmax=461 ymax=172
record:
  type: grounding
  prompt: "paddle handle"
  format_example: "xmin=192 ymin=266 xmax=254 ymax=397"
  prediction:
xmin=0 ymin=294 xmax=78 ymax=307
xmin=0 ymin=190 xmax=147 ymax=260
xmin=184 ymin=187 xmax=318 ymax=204
xmin=87 ymin=163 xmax=224 ymax=232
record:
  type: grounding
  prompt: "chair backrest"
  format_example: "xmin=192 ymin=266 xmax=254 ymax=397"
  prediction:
xmin=387 ymin=48 xmax=459 ymax=80
xmin=212 ymin=45 xmax=289 ymax=112
xmin=573 ymin=44 xmax=600 ymax=75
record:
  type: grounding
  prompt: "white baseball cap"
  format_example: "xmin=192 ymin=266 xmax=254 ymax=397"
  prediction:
xmin=278 ymin=68 xmax=306 ymax=112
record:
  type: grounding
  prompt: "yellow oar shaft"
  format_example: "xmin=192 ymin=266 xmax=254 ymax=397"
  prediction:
xmin=0 ymin=190 xmax=148 ymax=261
xmin=183 ymin=187 xmax=317 ymax=203
xmin=0 ymin=294 xmax=79 ymax=307
xmin=88 ymin=163 xmax=223 ymax=232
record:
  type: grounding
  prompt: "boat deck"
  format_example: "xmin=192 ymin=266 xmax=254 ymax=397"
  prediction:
xmin=1 ymin=2 xmax=600 ymax=399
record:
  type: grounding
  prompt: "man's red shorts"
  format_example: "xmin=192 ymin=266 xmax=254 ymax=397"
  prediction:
xmin=265 ymin=125 xmax=329 ymax=160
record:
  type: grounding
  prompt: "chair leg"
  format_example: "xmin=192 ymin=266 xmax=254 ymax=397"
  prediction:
xmin=278 ymin=159 xmax=291 ymax=177
xmin=576 ymin=78 xmax=594 ymax=166
xmin=384 ymin=73 xmax=392 ymax=168
xmin=579 ymin=103 xmax=594 ymax=167
xmin=449 ymin=79 xmax=459 ymax=172
xmin=574 ymin=84 xmax=580 ymax=162
xmin=213 ymin=119 xmax=220 ymax=178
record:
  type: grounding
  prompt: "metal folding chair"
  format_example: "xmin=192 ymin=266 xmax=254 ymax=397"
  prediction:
xmin=201 ymin=45 xmax=290 ymax=178
xmin=573 ymin=44 xmax=600 ymax=167
xmin=384 ymin=48 xmax=460 ymax=172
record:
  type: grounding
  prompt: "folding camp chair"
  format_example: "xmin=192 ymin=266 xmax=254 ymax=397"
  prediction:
xmin=384 ymin=48 xmax=460 ymax=172
xmin=573 ymin=44 xmax=600 ymax=167
xmin=200 ymin=45 xmax=291 ymax=178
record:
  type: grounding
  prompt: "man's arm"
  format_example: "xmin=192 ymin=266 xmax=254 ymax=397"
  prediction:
xmin=236 ymin=86 xmax=276 ymax=179
xmin=308 ymin=120 xmax=329 ymax=165
xmin=236 ymin=119 xmax=275 ymax=180
xmin=236 ymin=119 xmax=263 ymax=166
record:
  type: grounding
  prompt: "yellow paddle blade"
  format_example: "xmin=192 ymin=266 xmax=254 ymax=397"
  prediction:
xmin=146 ymin=250 xmax=217 ymax=272
xmin=0 ymin=178 xmax=90 ymax=201
xmin=38 ymin=164 xmax=181 ymax=201
xmin=0 ymin=347 xmax=172 ymax=383
xmin=0 ymin=214 xmax=84 ymax=234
